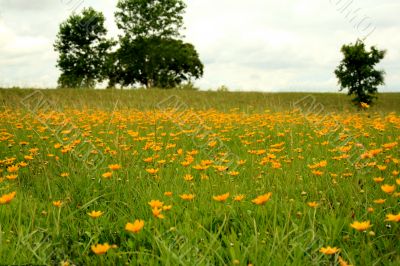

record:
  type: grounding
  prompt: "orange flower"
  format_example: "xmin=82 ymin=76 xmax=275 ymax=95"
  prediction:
xmin=381 ymin=184 xmax=396 ymax=194
xmin=373 ymin=199 xmax=386 ymax=204
xmin=319 ymin=246 xmax=340 ymax=255
xmin=385 ymin=213 xmax=400 ymax=222
xmin=233 ymin=194 xmax=245 ymax=202
xmin=102 ymin=172 xmax=113 ymax=179
xmin=125 ymin=219 xmax=145 ymax=233
xmin=146 ymin=168 xmax=159 ymax=175
xmin=213 ymin=192 xmax=230 ymax=202
xmin=396 ymin=179 xmax=400 ymax=186
xmin=252 ymin=192 xmax=272 ymax=205
xmin=350 ymin=221 xmax=372 ymax=231
xmin=0 ymin=191 xmax=16 ymax=204
xmin=180 ymin=194 xmax=195 ymax=201
xmin=7 ymin=165 xmax=19 ymax=173
xmin=338 ymin=256 xmax=352 ymax=266
xmin=373 ymin=177 xmax=384 ymax=183
xmin=307 ymin=202 xmax=319 ymax=208
xmin=88 ymin=210 xmax=103 ymax=219
xmin=6 ymin=174 xmax=18 ymax=180
xmin=108 ymin=164 xmax=121 ymax=171
xmin=52 ymin=201 xmax=62 ymax=207
xmin=162 ymin=205 xmax=172 ymax=211
xmin=164 ymin=191 xmax=173 ymax=197
xmin=184 ymin=174 xmax=194 ymax=181
xmin=148 ymin=200 xmax=163 ymax=208
xmin=152 ymin=207 xmax=165 ymax=219
xmin=91 ymin=243 xmax=116 ymax=255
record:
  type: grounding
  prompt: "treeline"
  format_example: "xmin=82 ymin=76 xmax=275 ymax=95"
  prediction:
xmin=54 ymin=0 xmax=204 ymax=89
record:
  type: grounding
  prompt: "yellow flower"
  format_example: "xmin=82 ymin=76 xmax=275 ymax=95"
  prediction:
xmin=125 ymin=219 xmax=145 ymax=233
xmin=213 ymin=192 xmax=230 ymax=202
xmin=307 ymin=202 xmax=319 ymax=208
xmin=108 ymin=164 xmax=121 ymax=171
xmin=6 ymin=174 xmax=18 ymax=180
xmin=319 ymin=246 xmax=340 ymax=255
xmin=0 ymin=191 xmax=16 ymax=204
xmin=91 ymin=243 xmax=115 ymax=255
xmin=350 ymin=221 xmax=372 ymax=231
xmin=233 ymin=194 xmax=245 ymax=202
xmin=373 ymin=177 xmax=384 ymax=183
xmin=152 ymin=207 xmax=165 ymax=219
xmin=102 ymin=172 xmax=113 ymax=179
xmin=396 ymin=179 xmax=400 ymax=186
xmin=146 ymin=168 xmax=159 ymax=175
xmin=148 ymin=200 xmax=163 ymax=208
xmin=162 ymin=205 xmax=172 ymax=211
xmin=373 ymin=199 xmax=386 ymax=204
xmin=53 ymin=201 xmax=62 ymax=208
xmin=338 ymin=256 xmax=352 ymax=266
xmin=60 ymin=172 xmax=69 ymax=177
xmin=7 ymin=165 xmax=19 ymax=173
xmin=88 ymin=210 xmax=103 ymax=219
xmin=228 ymin=171 xmax=239 ymax=176
xmin=381 ymin=184 xmax=396 ymax=194
xmin=184 ymin=174 xmax=194 ymax=181
xmin=385 ymin=213 xmax=400 ymax=222
xmin=360 ymin=102 xmax=370 ymax=109
xmin=180 ymin=194 xmax=195 ymax=201
xmin=252 ymin=192 xmax=272 ymax=205
xmin=164 ymin=191 xmax=173 ymax=197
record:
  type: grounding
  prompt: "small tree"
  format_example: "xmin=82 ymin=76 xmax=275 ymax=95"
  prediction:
xmin=54 ymin=8 xmax=114 ymax=88
xmin=334 ymin=40 xmax=386 ymax=105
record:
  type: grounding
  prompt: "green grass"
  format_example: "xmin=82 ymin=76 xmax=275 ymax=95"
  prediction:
xmin=0 ymin=89 xmax=399 ymax=265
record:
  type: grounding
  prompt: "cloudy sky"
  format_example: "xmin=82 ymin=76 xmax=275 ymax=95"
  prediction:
xmin=0 ymin=0 xmax=399 ymax=91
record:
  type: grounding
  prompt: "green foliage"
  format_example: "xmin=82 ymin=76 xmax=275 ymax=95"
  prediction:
xmin=334 ymin=40 xmax=386 ymax=105
xmin=114 ymin=0 xmax=203 ymax=89
xmin=54 ymin=8 xmax=114 ymax=89
xmin=116 ymin=37 xmax=203 ymax=88
xmin=115 ymin=0 xmax=186 ymax=39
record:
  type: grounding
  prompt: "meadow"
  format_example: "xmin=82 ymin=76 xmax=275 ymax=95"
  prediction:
xmin=0 ymin=89 xmax=399 ymax=265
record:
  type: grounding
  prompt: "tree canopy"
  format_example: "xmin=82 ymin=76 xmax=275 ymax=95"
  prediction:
xmin=335 ymin=40 xmax=386 ymax=105
xmin=54 ymin=8 xmax=114 ymax=88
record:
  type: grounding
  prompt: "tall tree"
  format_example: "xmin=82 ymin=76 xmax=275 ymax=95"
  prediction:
xmin=335 ymin=40 xmax=386 ymax=105
xmin=114 ymin=0 xmax=203 ymax=88
xmin=115 ymin=0 xmax=186 ymax=40
xmin=54 ymin=8 xmax=114 ymax=88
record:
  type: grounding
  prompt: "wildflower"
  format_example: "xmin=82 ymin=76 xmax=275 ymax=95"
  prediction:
xmin=213 ymin=192 xmax=230 ymax=202
xmin=228 ymin=171 xmax=239 ymax=176
xmin=152 ymin=207 xmax=164 ymax=219
xmin=88 ymin=210 xmax=103 ymax=219
xmin=233 ymin=194 xmax=245 ymax=202
xmin=367 ymin=207 xmax=374 ymax=213
xmin=373 ymin=199 xmax=386 ymax=204
xmin=252 ymin=192 xmax=272 ymax=205
xmin=350 ymin=221 xmax=372 ymax=231
xmin=0 ymin=191 xmax=16 ymax=204
xmin=148 ymin=200 xmax=163 ymax=208
xmin=91 ymin=243 xmax=115 ymax=255
xmin=184 ymin=174 xmax=194 ymax=181
xmin=180 ymin=194 xmax=195 ymax=201
xmin=377 ymin=165 xmax=387 ymax=171
xmin=108 ymin=164 xmax=121 ymax=171
xmin=6 ymin=174 xmax=17 ymax=180
xmin=311 ymin=170 xmax=323 ymax=176
xmin=381 ymin=184 xmax=396 ymax=194
xmin=385 ymin=213 xmax=400 ymax=222
xmin=102 ymin=172 xmax=112 ymax=179
xmin=373 ymin=177 xmax=384 ymax=183
xmin=396 ymin=179 xmax=400 ymax=185
xmin=53 ymin=201 xmax=62 ymax=208
xmin=307 ymin=202 xmax=319 ymax=208
xmin=164 ymin=191 xmax=173 ymax=197
xmin=338 ymin=256 xmax=352 ymax=266
xmin=125 ymin=219 xmax=145 ymax=233
xmin=319 ymin=246 xmax=340 ymax=255
xmin=360 ymin=102 xmax=370 ymax=109
xmin=146 ymin=168 xmax=159 ymax=175
xmin=7 ymin=165 xmax=19 ymax=173
xmin=60 ymin=172 xmax=69 ymax=177
xmin=162 ymin=205 xmax=172 ymax=211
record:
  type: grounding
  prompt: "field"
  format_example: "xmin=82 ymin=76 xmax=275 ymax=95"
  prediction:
xmin=0 ymin=89 xmax=399 ymax=265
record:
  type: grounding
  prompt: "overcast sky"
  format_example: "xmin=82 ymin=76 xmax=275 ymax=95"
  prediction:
xmin=0 ymin=0 xmax=399 ymax=91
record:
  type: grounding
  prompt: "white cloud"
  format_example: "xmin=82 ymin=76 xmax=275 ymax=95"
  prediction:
xmin=0 ymin=0 xmax=399 ymax=91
